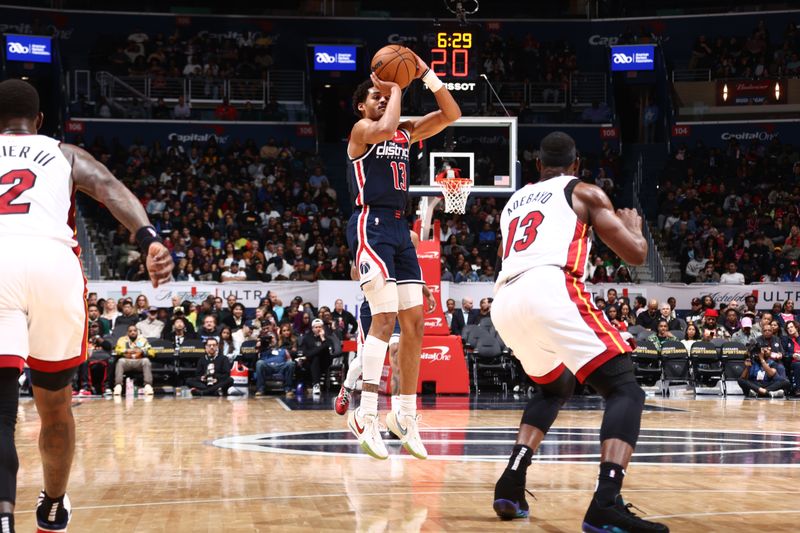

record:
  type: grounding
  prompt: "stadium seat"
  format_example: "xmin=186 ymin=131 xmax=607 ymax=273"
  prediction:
xmin=630 ymin=339 xmax=661 ymax=387
xmin=627 ymin=325 xmax=646 ymax=337
xmin=690 ymin=341 xmax=724 ymax=390
xmin=660 ymin=340 xmax=691 ymax=394
xmin=669 ymin=330 xmax=684 ymax=340
xmin=467 ymin=327 xmax=515 ymax=393
xmin=720 ymin=342 xmax=748 ymax=395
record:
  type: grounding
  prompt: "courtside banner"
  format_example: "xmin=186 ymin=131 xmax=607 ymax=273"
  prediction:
xmin=5 ymin=34 xmax=51 ymax=63
xmin=416 ymin=240 xmax=450 ymax=335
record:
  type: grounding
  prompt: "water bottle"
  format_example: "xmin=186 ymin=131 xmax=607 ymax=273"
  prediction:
xmin=125 ymin=377 xmax=134 ymax=398
xmin=296 ymin=382 xmax=304 ymax=396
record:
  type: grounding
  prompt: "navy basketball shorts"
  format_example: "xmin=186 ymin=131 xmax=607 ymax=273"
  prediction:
xmin=346 ymin=206 xmax=422 ymax=286
xmin=358 ymin=299 xmax=401 ymax=343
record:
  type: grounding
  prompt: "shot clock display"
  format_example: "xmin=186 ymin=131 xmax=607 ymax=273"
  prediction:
xmin=428 ymin=27 xmax=480 ymax=91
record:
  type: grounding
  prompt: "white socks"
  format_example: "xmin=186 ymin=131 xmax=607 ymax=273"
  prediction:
xmin=359 ymin=335 xmax=388 ymax=416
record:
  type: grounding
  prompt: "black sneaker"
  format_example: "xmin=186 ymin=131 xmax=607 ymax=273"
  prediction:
xmin=35 ymin=491 xmax=71 ymax=532
xmin=583 ymin=494 xmax=668 ymax=533
xmin=492 ymin=473 xmax=533 ymax=520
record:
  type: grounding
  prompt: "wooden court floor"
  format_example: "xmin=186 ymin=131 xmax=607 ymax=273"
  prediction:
xmin=10 ymin=394 xmax=800 ymax=532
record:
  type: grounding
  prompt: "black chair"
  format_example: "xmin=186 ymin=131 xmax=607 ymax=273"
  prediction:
xmin=630 ymin=339 xmax=661 ymax=386
xmin=690 ymin=341 xmax=723 ymax=389
xmin=323 ymin=334 xmax=344 ymax=392
xmin=467 ymin=328 xmax=515 ymax=393
xmin=460 ymin=324 xmax=477 ymax=345
xmin=147 ymin=337 xmax=175 ymax=385
xmin=720 ymin=341 xmax=748 ymax=395
xmin=660 ymin=340 xmax=691 ymax=393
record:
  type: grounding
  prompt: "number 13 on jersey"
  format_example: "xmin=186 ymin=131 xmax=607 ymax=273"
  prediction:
xmin=503 ymin=211 xmax=545 ymax=259
xmin=390 ymin=161 xmax=407 ymax=191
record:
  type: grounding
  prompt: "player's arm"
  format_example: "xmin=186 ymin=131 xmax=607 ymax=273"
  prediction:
xmin=572 ymin=182 xmax=647 ymax=266
xmin=61 ymin=143 xmax=174 ymax=287
xmin=351 ymin=73 xmax=402 ymax=146
xmin=402 ymin=54 xmax=462 ymax=144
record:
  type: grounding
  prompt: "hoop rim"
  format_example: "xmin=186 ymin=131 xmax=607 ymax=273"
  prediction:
xmin=434 ymin=177 xmax=473 ymax=187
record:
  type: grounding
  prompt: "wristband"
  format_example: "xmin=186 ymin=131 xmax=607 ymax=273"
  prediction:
xmin=135 ymin=225 xmax=162 ymax=254
xmin=422 ymin=69 xmax=443 ymax=93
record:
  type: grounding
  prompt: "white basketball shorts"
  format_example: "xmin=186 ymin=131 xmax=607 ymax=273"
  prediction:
xmin=492 ymin=266 xmax=631 ymax=384
xmin=0 ymin=236 xmax=87 ymax=372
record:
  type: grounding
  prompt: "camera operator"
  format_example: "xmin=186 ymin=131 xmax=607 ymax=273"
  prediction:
xmin=738 ymin=333 xmax=790 ymax=398
xmin=300 ymin=318 xmax=336 ymax=396
xmin=254 ymin=330 xmax=296 ymax=398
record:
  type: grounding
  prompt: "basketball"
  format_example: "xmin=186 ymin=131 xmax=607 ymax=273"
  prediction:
xmin=371 ymin=45 xmax=417 ymax=89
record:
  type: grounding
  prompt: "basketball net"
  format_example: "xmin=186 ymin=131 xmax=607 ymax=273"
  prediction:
xmin=435 ymin=176 xmax=472 ymax=214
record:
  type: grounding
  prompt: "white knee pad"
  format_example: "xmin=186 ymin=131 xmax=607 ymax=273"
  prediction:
xmin=388 ymin=332 xmax=401 ymax=346
xmin=362 ymin=275 xmax=399 ymax=314
xmin=397 ymin=282 xmax=424 ymax=311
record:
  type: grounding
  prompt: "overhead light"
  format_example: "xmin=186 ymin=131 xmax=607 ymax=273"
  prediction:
xmin=775 ymin=81 xmax=781 ymax=101
xmin=20 ymin=76 xmax=29 ymax=81
xmin=722 ymin=83 xmax=728 ymax=102
xmin=323 ymin=84 xmax=331 ymax=88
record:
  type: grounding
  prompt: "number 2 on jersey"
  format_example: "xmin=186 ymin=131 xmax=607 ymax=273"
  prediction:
xmin=390 ymin=161 xmax=407 ymax=191
xmin=0 ymin=169 xmax=36 ymax=215
xmin=504 ymin=211 xmax=545 ymax=259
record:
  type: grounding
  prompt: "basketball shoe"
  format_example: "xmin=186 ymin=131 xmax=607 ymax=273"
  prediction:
xmin=385 ymin=411 xmax=427 ymax=459
xmin=582 ymin=494 xmax=669 ymax=532
xmin=493 ymin=472 xmax=533 ymax=520
xmin=36 ymin=491 xmax=71 ymax=533
xmin=334 ymin=385 xmax=352 ymax=415
xmin=348 ymin=407 xmax=388 ymax=460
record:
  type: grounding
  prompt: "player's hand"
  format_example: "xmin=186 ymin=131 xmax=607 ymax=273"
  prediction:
xmin=146 ymin=242 xmax=174 ymax=288
xmin=744 ymin=359 xmax=752 ymax=367
xmin=616 ymin=208 xmax=643 ymax=235
xmin=423 ymin=288 xmax=436 ymax=313
xmin=370 ymin=72 xmax=399 ymax=96
xmin=413 ymin=53 xmax=430 ymax=79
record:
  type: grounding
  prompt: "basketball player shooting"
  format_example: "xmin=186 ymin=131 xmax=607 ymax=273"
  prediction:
xmin=490 ymin=132 xmax=668 ymax=532
xmin=0 ymin=79 xmax=173 ymax=533
xmin=345 ymin=53 xmax=460 ymax=460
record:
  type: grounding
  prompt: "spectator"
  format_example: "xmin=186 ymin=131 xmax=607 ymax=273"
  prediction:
xmin=784 ymin=321 xmax=800 ymax=395
xmin=115 ymin=299 xmax=140 ymax=329
xmin=331 ymin=299 xmax=358 ymax=340
xmin=254 ymin=330 xmax=295 ymax=397
xmin=659 ymin=302 xmax=682 ymax=331
xmin=695 ymin=262 xmax=720 ymax=283
xmin=197 ymin=315 xmax=221 ymax=343
xmin=113 ymin=324 xmax=154 ymax=396
xmin=682 ymin=323 xmax=701 ymax=352
xmin=134 ymin=294 xmax=150 ymax=317
xmin=469 ymin=298 xmax=492 ymax=325
xmin=606 ymin=305 xmax=627 ymax=332
xmin=185 ymin=338 xmax=234 ymax=396
xmin=618 ymin=303 xmax=635 ymax=328
xmin=88 ymin=303 xmax=111 ymax=336
xmin=214 ymin=97 xmax=238 ymax=121
xmin=173 ymin=95 xmax=191 ymax=119
xmin=136 ymin=306 xmax=165 ymax=339
xmin=222 ymin=303 xmax=247 ymax=332
xmin=221 ymin=262 xmax=247 ymax=282
xmin=162 ymin=316 xmax=197 ymax=344
xmin=637 ymin=299 xmax=661 ymax=331
xmin=731 ymin=317 xmax=759 ymax=346
xmin=699 ymin=309 xmax=728 ymax=339
xmin=647 ymin=319 xmax=677 ymax=350
xmin=445 ymin=298 xmax=456 ymax=333
xmin=299 ymin=319 xmax=335 ymax=396
xmin=721 ymin=308 xmax=741 ymax=338
xmin=218 ymin=326 xmax=239 ymax=360
xmin=719 ymin=262 xmax=745 ymax=284
xmin=102 ymin=297 xmax=120 ymax=328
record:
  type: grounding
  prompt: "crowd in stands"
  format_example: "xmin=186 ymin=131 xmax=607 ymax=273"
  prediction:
xmin=76 ymin=291 xmax=361 ymax=398
xmin=657 ymin=137 xmax=800 ymax=283
xmin=688 ymin=20 xmax=800 ymax=78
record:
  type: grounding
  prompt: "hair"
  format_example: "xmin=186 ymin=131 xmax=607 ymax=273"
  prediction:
xmin=539 ymin=132 xmax=577 ymax=168
xmin=787 ymin=320 xmax=799 ymax=335
xmin=0 ymin=79 xmax=39 ymax=122
xmin=352 ymin=79 xmax=374 ymax=118
xmin=685 ymin=322 xmax=699 ymax=340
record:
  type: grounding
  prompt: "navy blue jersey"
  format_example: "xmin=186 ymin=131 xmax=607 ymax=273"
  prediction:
xmin=347 ymin=128 xmax=410 ymax=211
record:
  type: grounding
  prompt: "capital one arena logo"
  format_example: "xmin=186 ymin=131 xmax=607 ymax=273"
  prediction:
xmin=424 ymin=317 xmax=443 ymax=328
xmin=420 ymin=345 xmax=451 ymax=361
xmin=417 ymin=251 xmax=440 ymax=260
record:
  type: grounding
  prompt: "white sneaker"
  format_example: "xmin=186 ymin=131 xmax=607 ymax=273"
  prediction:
xmin=113 ymin=384 xmax=122 ymax=396
xmin=386 ymin=411 xmax=428 ymax=459
xmin=347 ymin=408 xmax=388 ymax=460
xmin=312 ymin=384 xmax=321 ymax=396
xmin=143 ymin=384 xmax=154 ymax=396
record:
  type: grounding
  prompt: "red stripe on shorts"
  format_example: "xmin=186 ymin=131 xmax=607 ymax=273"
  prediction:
xmin=357 ymin=206 xmax=389 ymax=279
xmin=0 ymin=355 xmax=24 ymax=372
xmin=27 ymin=354 xmax=85 ymax=373
xmin=529 ymin=362 xmax=566 ymax=385
xmin=564 ymin=273 xmax=630 ymax=383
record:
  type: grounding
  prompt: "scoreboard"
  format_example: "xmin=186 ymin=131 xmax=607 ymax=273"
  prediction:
xmin=424 ymin=23 xmax=482 ymax=93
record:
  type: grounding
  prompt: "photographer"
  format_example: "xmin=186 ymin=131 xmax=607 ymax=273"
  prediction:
xmin=299 ymin=318 xmax=336 ymax=396
xmin=254 ymin=330 xmax=296 ymax=398
xmin=185 ymin=338 xmax=234 ymax=396
xmin=738 ymin=334 xmax=790 ymax=398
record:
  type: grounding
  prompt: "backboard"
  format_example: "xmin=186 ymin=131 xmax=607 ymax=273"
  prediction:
xmin=407 ymin=116 xmax=519 ymax=197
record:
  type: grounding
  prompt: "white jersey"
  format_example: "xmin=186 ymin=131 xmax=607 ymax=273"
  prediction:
xmin=0 ymin=135 xmax=76 ymax=247
xmin=496 ymin=175 xmax=591 ymax=287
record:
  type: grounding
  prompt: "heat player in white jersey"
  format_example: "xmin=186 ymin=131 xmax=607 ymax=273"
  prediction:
xmin=490 ymin=133 xmax=669 ymax=533
xmin=0 ymin=79 xmax=173 ymax=533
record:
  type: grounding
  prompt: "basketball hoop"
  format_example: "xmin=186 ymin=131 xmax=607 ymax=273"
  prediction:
xmin=435 ymin=177 xmax=472 ymax=214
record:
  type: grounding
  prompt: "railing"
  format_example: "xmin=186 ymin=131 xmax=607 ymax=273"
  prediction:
xmin=672 ymin=69 xmax=711 ymax=82
xmin=524 ymin=72 xmax=607 ymax=107
xmin=74 ymin=209 xmax=102 ymax=280
xmin=88 ymin=70 xmax=306 ymax=104
xmin=632 ymin=155 xmax=666 ymax=283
